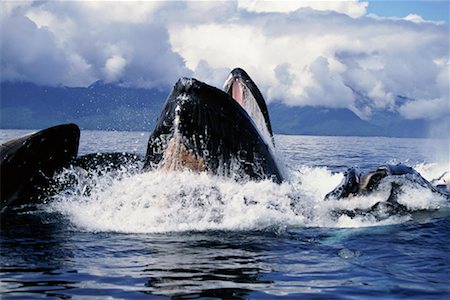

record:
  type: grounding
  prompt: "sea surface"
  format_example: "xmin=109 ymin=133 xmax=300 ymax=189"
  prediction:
xmin=1 ymin=129 xmax=449 ymax=299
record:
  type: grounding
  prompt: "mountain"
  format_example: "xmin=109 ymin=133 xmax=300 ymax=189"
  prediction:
xmin=367 ymin=110 xmax=428 ymax=138
xmin=268 ymin=102 xmax=429 ymax=137
xmin=1 ymin=81 xmax=167 ymax=131
xmin=0 ymin=81 xmax=429 ymax=137
xmin=268 ymin=103 xmax=379 ymax=136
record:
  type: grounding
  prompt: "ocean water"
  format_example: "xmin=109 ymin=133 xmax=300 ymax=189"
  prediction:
xmin=1 ymin=129 xmax=449 ymax=299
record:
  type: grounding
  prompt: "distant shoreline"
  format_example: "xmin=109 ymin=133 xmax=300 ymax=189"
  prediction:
xmin=0 ymin=127 xmax=445 ymax=140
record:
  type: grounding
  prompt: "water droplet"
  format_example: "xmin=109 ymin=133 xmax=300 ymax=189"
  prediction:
xmin=338 ymin=248 xmax=360 ymax=259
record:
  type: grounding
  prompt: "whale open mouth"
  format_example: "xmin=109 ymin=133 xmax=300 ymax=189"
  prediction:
xmin=223 ymin=68 xmax=274 ymax=147
xmin=230 ymin=78 xmax=245 ymax=107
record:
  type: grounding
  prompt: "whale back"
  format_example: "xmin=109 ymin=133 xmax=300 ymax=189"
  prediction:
xmin=0 ymin=124 xmax=80 ymax=211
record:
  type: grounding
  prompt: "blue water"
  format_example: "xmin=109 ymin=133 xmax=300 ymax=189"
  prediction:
xmin=1 ymin=130 xmax=449 ymax=299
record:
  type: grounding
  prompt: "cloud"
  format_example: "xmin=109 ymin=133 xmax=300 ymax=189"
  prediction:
xmin=169 ymin=5 xmax=448 ymax=119
xmin=304 ymin=56 xmax=354 ymax=108
xmin=404 ymin=13 xmax=426 ymax=24
xmin=103 ymin=55 xmax=127 ymax=82
xmin=1 ymin=1 xmax=189 ymax=88
xmin=237 ymin=0 xmax=368 ymax=18
xmin=399 ymin=98 xmax=449 ymax=120
xmin=1 ymin=1 xmax=448 ymax=121
xmin=367 ymin=12 xmax=446 ymax=26
xmin=0 ymin=7 xmax=85 ymax=86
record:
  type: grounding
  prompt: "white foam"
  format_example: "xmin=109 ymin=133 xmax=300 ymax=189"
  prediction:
xmin=414 ymin=162 xmax=450 ymax=182
xmin=48 ymin=163 xmax=450 ymax=233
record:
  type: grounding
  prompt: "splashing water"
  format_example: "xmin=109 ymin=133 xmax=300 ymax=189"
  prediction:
xmin=48 ymin=160 xmax=449 ymax=233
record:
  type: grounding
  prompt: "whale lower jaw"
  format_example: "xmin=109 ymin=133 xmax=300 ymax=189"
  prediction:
xmin=157 ymin=135 xmax=206 ymax=172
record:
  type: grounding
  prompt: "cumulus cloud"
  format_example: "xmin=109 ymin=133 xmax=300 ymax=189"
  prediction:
xmin=1 ymin=1 xmax=189 ymax=88
xmin=1 ymin=0 xmax=448 ymax=121
xmin=103 ymin=55 xmax=127 ymax=82
xmin=169 ymin=5 xmax=448 ymax=119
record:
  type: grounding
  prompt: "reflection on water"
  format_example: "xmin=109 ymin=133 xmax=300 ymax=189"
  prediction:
xmin=1 ymin=211 xmax=77 ymax=298
xmin=141 ymin=233 xmax=274 ymax=297
xmin=4 ymin=210 xmax=449 ymax=299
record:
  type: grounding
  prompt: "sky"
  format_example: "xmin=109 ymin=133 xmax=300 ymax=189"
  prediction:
xmin=1 ymin=0 xmax=449 ymax=122
xmin=366 ymin=0 xmax=449 ymax=21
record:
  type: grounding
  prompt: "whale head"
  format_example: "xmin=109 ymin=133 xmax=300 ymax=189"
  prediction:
xmin=144 ymin=76 xmax=283 ymax=182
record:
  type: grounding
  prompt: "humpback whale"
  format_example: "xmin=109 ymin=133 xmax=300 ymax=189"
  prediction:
xmin=0 ymin=123 xmax=80 ymax=211
xmin=325 ymin=163 xmax=450 ymax=200
xmin=143 ymin=76 xmax=283 ymax=182
xmin=325 ymin=163 xmax=450 ymax=219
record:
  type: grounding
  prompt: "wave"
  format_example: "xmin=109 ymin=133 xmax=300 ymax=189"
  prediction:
xmin=46 ymin=161 xmax=450 ymax=233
